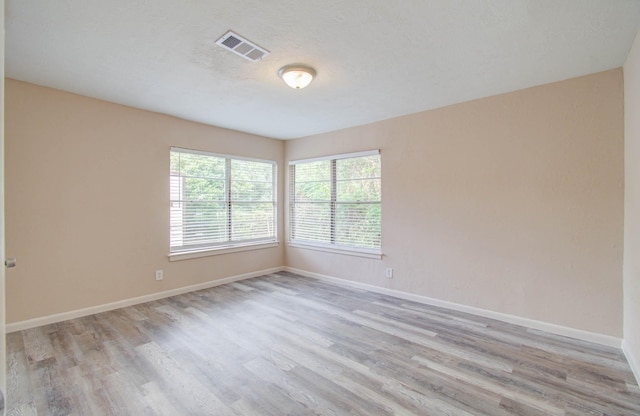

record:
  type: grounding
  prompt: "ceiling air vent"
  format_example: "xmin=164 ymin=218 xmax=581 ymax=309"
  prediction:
xmin=216 ymin=30 xmax=270 ymax=62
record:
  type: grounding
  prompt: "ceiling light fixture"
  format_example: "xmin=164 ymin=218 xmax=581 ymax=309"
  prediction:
xmin=278 ymin=64 xmax=316 ymax=89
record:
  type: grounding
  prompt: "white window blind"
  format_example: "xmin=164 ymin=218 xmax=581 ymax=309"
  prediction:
xmin=289 ymin=150 xmax=381 ymax=253
xmin=170 ymin=148 xmax=276 ymax=253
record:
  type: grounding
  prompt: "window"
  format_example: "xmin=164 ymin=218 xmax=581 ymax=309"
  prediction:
xmin=170 ymin=147 xmax=276 ymax=254
xmin=289 ymin=150 xmax=381 ymax=256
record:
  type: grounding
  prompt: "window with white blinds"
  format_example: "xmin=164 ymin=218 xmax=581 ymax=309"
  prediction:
xmin=289 ymin=150 xmax=381 ymax=254
xmin=170 ymin=148 xmax=276 ymax=253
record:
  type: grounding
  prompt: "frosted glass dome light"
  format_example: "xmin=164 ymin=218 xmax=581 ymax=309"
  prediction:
xmin=278 ymin=65 xmax=316 ymax=89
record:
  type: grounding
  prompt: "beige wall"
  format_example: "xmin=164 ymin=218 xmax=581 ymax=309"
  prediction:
xmin=4 ymin=79 xmax=285 ymax=323
xmin=286 ymin=69 xmax=624 ymax=337
xmin=624 ymin=33 xmax=640 ymax=376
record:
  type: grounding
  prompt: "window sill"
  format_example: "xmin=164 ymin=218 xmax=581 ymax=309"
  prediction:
xmin=169 ymin=241 xmax=280 ymax=261
xmin=288 ymin=242 xmax=383 ymax=259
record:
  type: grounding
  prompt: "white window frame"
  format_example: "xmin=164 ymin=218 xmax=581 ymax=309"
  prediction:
xmin=169 ymin=147 xmax=277 ymax=260
xmin=288 ymin=150 xmax=382 ymax=259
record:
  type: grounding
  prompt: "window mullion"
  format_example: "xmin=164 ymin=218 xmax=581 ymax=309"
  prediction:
xmin=179 ymin=152 xmax=186 ymax=247
xmin=226 ymin=158 xmax=232 ymax=242
xmin=330 ymin=159 xmax=337 ymax=244
xmin=289 ymin=165 xmax=294 ymax=241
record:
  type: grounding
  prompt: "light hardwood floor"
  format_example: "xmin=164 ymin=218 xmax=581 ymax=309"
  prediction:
xmin=6 ymin=272 xmax=640 ymax=415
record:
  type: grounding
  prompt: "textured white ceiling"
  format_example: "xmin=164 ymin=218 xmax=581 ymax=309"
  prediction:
xmin=5 ymin=1 xmax=640 ymax=139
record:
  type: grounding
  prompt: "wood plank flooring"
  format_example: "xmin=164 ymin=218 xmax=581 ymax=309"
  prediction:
xmin=6 ymin=271 xmax=640 ymax=415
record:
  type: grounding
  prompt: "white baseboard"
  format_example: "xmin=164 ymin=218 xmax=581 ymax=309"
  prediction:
xmin=6 ymin=267 xmax=285 ymax=333
xmin=622 ymin=340 xmax=640 ymax=385
xmin=284 ymin=267 xmax=623 ymax=348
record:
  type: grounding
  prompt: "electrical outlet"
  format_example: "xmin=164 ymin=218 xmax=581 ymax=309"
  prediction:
xmin=385 ymin=268 xmax=393 ymax=278
xmin=155 ymin=270 xmax=164 ymax=281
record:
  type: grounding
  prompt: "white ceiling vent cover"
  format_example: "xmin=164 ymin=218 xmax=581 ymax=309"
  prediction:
xmin=216 ymin=30 xmax=270 ymax=62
